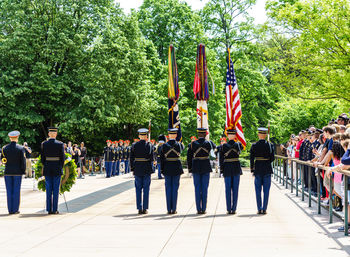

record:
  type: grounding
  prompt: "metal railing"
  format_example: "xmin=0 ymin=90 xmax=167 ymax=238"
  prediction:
xmin=273 ymin=154 xmax=349 ymax=236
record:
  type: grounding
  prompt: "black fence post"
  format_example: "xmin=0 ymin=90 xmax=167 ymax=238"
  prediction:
xmin=296 ymin=163 xmax=299 ymax=197
xmin=329 ymin=174 xmax=333 ymax=224
xmin=291 ymin=160 xmax=293 ymax=193
xmin=308 ymin=165 xmax=312 ymax=207
xmin=317 ymin=168 xmax=321 ymax=214
xmin=282 ymin=159 xmax=285 ymax=186
xmin=285 ymin=159 xmax=288 ymax=189
xmin=345 ymin=174 xmax=348 ymax=236
xmin=301 ymin=164 xmax=305 ymax=201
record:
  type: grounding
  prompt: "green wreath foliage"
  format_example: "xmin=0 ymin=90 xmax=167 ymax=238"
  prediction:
xmin=34 ymin=153 xmax=77 ymax=194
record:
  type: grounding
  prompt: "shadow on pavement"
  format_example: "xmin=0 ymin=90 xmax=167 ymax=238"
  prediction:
xmin=113 ymin=213 xmax=170 ymax=220
xmin=55 ymin=180 xmax=134 ymax=213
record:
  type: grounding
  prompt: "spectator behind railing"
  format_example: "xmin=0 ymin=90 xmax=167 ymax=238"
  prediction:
xmin=283 ymin=112 xmax=349 ymax=231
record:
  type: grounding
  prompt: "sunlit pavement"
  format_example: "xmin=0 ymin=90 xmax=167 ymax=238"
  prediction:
xmin=1 ymin=169 xmax=349 ymax=257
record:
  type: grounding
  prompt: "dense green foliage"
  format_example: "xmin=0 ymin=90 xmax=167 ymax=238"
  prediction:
xmin=0 ymin=0 xmax=349 ymax=155
xmin=266 ymin=0 xmax=350 ymax=101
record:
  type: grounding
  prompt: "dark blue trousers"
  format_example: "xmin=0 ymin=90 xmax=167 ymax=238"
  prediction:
xmin=116 ymin=160 xmax=120 ymax=175
xmin=164 ymin=175 xmax=180 ymax=212
xmin=111 ymin=161 xmax=116 ymax=176
xmin=193 ymin=173 xmax=210 ymax=212
xmin=45 ymin=175 xmax=61 ymax=213
xmin=157 ymin=163 xmax=162 ymax=179
xmin=105 ymin=161 xmax=112 ymax=177
xmin=224 ymin=175 xmax=240 ymax=212
xmin=124 ymin=160 xmax=129 ymax=173
xmin=4 ymin=176 xmax=22 ymax=214
xmin=254 ymin=174 xmax=271 ymax=211
xmin=135 ymin=175 xmax=151 ymax=210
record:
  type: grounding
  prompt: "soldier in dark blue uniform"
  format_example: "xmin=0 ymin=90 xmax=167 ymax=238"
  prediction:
xmin=299 ymin=130 xmax=308 ymax=189
xmin=307 ymin=130 xmax=321 ymax=195
xmin=111 ymin=141 xmax=117 ymax=177
xmin=41 ymin=127 xmax=65 ymax=214
xmin=302 ymin=130 xmax=312 ymax=189
xmin=103 ymin=140 xmax=114 ymax=178
xmin=187 ymin=128 xmax=216 ymax=214
xmin=160 ymin=128 xmax=184 ymax=214
xmin=124 ymin=140 xmax=130 ymax=174
xmin=156 ymin=135 xmax=166 ymax=179
xmin=130 ymin=128 xmax=154 ymax=214
xmin=219 ymin=129 xmax=243 ymax=214
xmin=1 ymin=131 xmax=26 ymax=214
xmin=250 ymin=127 xmax=275 ymax=214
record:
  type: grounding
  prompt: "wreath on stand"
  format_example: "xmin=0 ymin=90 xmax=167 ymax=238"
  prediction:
xmin=34 ymin=153 xmax=77 ymax=194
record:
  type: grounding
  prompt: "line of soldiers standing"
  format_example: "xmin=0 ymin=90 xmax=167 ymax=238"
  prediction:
xmin=103 ymin=140 xmax=132 ymax=178
xmin=128 ymin=127 xmax=274 ymax=215
xmin=1 ymin=126 xmax=274 ymax=216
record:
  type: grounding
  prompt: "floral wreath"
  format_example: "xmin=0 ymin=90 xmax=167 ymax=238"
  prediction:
xmin=34 ymin=153 xmax=77 ymax=194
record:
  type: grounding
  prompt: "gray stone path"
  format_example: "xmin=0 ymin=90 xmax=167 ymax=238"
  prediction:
xmin=0 ymin=170 xmax=349 ymax=257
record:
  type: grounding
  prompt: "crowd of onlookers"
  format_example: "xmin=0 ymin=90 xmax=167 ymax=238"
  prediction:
xmin=63 ymin=142 xmax=87 ymax=179
xmin=281 ymin=113 xmax=350 ymax=232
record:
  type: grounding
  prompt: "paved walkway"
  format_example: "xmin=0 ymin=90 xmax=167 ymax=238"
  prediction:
xmin=1 ymin=170 xmax=349 ymax=257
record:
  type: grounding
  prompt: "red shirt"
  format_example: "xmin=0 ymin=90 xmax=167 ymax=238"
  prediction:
xmin=295 ymin=139 xmax=303 ymax=158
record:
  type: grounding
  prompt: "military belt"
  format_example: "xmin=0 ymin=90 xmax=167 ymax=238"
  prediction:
xmin=46 ymin=157 xmax=60 ymax=161
xmin=165 ymin=157 xmax=180 ymax=161
xmin=224 ymin=158 xmax=239 ymax=162
xmin=193 ymin=156 xmax=209 ymax=160
xmin=135 ymin=158 xmax=150 ymax=162
xmin=255 ymin=157 xmax=269 ymax=161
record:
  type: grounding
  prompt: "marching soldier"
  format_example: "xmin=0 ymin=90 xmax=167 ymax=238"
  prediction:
xmin=103 ymin=140 xmax=113 ymax=178
xmin=219 ymin=130 xmax=242 ymax=214
xmin=187 ymin=128 xmax=216 ymax=214
xmin=160 ymin=129 xmax=184 ymax=214
xmin=1 ymin=131 xmax=26 ymax=214
xmin=130 ymin=128 xmax=154 ymax=214
xmin=250 ymin=128 xmax=275 ymax=214
xmin=41 ymin=127 xmax=65 ymax=214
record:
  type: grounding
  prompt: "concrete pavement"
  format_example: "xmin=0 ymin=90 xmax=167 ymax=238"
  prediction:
xmin=0 ymin=170 xmax=349 ymax=257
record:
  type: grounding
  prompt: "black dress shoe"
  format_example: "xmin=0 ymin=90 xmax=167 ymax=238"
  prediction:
xmin=227 ymin=211 xmax=231 ymax=215
xmin=257 ymin=210 xmax=263 ymax=214
xmin=53 ymin=211 xmax=59 ymax=214
xmin=48 ymin=211 xmax=53 ymax=215
xmin=138 ymin=210 xmax=143 ymax=215
xmin=202 ymin=211 xmax=206 ymax=215
xmin=172 ymin=211 xmax=177 ymax=215
xmin=142 ymin=210 xmax=148 ymax=214
xmin=197 ymin=211 xmax=202 ymax=215
xmin=262 ymin=210 xmax=267 ymax=215
xmin=167 ymin=211 xmax=172 ymax=215
xmin=231 ymin=211 xmax=236 ymax=215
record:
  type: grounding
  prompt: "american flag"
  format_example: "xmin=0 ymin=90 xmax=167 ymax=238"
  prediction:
xmin=225 ymin=57 xmax=246 ymax=149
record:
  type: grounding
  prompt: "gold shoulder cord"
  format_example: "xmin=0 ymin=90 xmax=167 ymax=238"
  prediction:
xmin=2 ymin=146 xmax=7 ymax=164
